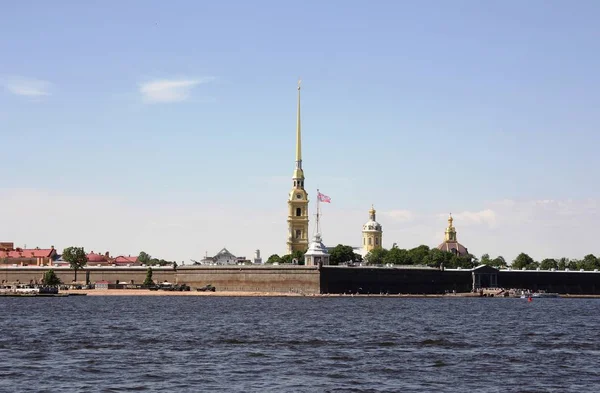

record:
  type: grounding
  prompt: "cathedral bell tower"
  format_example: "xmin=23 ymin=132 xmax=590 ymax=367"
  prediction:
xmin=287 ymin=80 xmax=309 ymax=254
xmin=362 ymin=205 xmax=383 ymax=253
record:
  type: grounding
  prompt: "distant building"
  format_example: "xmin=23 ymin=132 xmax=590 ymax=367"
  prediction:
xmin=199 ymin=248 xmax=239 ymax=265
xmin=0 ymin=244 xmax=58 ymax=266
xmin=362 ymin=205 xmax=383 ymax=254
xmin=86 ymin=251 xmax=140 ymax=266
xmin=305 ymin=233 xmax=330 ymax=266
xmin=253 ymin=249 xmax=263 ymax=264
xmin=436 ymin=214 xmax=469 ymax=257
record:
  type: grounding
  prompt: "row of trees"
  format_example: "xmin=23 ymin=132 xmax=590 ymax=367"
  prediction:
xmin=510 ymin=253 xmax=600 ymax=271
xmin=137 ymin=251 xmax=177 ymax=267
xmin=264 ymin=244 xmax=600 ymax=272
xmin=364 ymin=245 xmax=477 ymax=269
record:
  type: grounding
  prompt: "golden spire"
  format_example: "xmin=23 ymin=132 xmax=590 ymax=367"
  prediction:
xmin=293 ymin=79 xmax=304 ymax=180
xmin=369 ymin=204 xmax=376 ymax=220
xmin=448 ymin=213 xmax=453 ymax=228
xmin=296 ymin=79 xmax=302 ymax=164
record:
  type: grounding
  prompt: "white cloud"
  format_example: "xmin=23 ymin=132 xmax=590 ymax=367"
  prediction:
xmin=449 ymin=209 xmax=497 ymax=228
xmin=382 ymin=209 xmax=414 ymax=222
xmin=3 ymin=77 xmax=51 ymax=97
xmin=139 ymin=77 xmax=215 ymax=103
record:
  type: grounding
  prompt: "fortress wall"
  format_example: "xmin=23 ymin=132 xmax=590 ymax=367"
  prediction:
xmin=320 ymin=267 xmax=472 ymax=294
xmin=0 ymin=267 xmax=175 ymax=285
xmin=498 ymin=271 xmax=600 ymax=294
xmin=174 ymin=266 xmax=321 ymax=294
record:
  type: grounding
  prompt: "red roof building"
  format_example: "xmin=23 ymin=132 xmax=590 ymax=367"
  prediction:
xmin=0 ymin=245 xmax=58 ymax=266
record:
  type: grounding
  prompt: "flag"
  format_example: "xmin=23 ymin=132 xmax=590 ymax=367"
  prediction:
xmin=317 ymin=191 xmax=331 ymax=203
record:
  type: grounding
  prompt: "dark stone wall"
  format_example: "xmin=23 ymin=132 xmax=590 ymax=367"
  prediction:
xmin=320 ymin=267 xmax=472 ymax=294
xmin=498 ymin=271 xmax=600 ymax=294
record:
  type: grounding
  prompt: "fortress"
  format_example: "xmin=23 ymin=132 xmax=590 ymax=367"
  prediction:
xmin=2 ymin=81 xmax=599 ymax=295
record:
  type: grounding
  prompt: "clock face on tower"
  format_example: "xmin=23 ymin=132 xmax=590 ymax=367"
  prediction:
xmin=296 ymin=194 xmax=302 ymax=199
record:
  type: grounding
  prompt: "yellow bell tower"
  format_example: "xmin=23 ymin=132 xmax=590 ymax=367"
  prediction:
xmin=287 ymin=80 xmax=309 ymax=254
xmin=362 ymin=205 xmax=383 ymax=253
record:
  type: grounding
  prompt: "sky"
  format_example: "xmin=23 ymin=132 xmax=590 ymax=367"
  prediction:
xmin=1 ymin=0 xmax=599 ymax=263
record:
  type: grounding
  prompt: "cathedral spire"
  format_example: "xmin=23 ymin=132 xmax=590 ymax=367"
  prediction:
xmin=293 ymin=79 xmax=304 ymax=180
xmin=296 ymin=79 xmax=302 ymax=165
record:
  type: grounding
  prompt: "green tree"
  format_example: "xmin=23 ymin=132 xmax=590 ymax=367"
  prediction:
xmin=384 ymin=247 xmax=410 ymax=265
xmin=567 ymin=259 xmax=579 ymax=270
xmin=480 ymin=253 xmax=491 ymax=265
xmin=42 ymin=269 xmax=61 ymax=286
xmin=266 ymin=254 xmax=281 ymax=264
xmin=280 ymin=254 xmax=293 ymax=264
xmin=138 ymin=251 xmax=152 ymax=265
xmin=143 ymin=267 xmax=154 ymax=286
xmin=329 ymin=244 xmax=356 ymax=265
xmin=581 ymin=254 xmax=599 ymax=271
xmin=489 ymin=256 xmax=507 ymax=268
xmin=365 ymin=248 xmax=388 ymax=265
xmin=353 ymin=253 xmax=363 ymax=263
xmin=426 ymin=248 xmax=455 ymax=268
xmin=512 ymin=253 xmax=534 ymax=270
xmin=540 ymin=258 xmax=558 ymax=270
xmin=557 ymin=258 xmax=569 ymax=270
xmin=408 ymin=245 xmax=430 ymax=265
xmin=291 ymin=250 xmax=305 ymax=264
xmin=62 ymin=246 xmax=87 ymax=283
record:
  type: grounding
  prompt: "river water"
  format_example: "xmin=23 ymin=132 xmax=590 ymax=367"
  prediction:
xmin=0 ymin=296 xmax=599 ymax=392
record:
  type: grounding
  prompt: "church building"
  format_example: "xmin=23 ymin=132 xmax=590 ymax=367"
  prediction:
xmin=362 ymin=205 xmax=383 ymax=254
xmin=436 ymin=214 xmax=469 ymax=257
xmin=286 ymin=80 xmax=309 ymax=254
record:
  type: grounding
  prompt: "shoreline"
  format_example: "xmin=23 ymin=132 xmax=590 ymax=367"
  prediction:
xmin=57 ymin=289 xmax=600 ymax=298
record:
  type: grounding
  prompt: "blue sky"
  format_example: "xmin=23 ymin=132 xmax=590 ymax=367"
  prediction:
xmin=1 ymin=0 xmax=599 ymax=262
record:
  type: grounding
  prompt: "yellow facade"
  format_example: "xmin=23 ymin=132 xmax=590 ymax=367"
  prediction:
xmin=287 ymin=81 xmax=309 ymax=254
xmin=362 ymin=205 xmax=383 ymax=253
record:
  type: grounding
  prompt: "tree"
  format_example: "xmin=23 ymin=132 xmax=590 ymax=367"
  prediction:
xmin=489 ymin=256 xmax=507 ymax=268
xmin=408 ymin=245 xmax=430 ymax=265
xmin=384 ymin=247 xmax=410 ymax=265
xmin=512 ymin=253 xmax=534 ymax=270
xmin=42 ymin=269 xmax=61 ymax=286
xmin=540 ymin=258 xmax=558 ymax=270
xmin=557 ymin=258 xmax=569 ymax=270
xmin=143 ymin=267 xmax=154 ymax=286
xmin=365 ymin=248 xmax=388 ymax=265
xmin=266 ymin=254 xmax=281 ymax=264
xmin=291 ymin=250 xmax=305 ymax=264
xmin=329 ymin=244 xmax=355 ymax=265
xmin=480 ymin=254 xmax=491 ymax=265
xmin=426 ymin=248 xmax=455 ymax=268
xmin=581 ymin=254 xmax=600 ymax=271
xmin=353 ymin=253 xmax=363 ymax=263
xmin=62 ymin=246 xmax=87 ymax=283
xmin=138 ymin=251 xmax=152 ymax=265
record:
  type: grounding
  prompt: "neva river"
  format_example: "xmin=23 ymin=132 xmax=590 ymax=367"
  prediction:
xmin=1 ymin=296 xmax=599 ymax=392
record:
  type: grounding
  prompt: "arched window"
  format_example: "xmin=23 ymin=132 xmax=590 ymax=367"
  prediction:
xmin=368 ymin=238 xmax=372 ymax=245
xmin=375 ymin=238 xmax=379 ymax=245
xmin=296 ymin=208 xmax=302 ymax=216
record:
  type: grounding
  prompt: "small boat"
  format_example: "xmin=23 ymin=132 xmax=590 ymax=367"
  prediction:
xmin=520 ymin=291 xmax=560 ymax=299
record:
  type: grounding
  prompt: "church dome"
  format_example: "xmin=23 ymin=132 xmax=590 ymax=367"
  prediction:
xmin=437 ymin=214 xmax=469 ymax=257
xmin=362 ymin=206 xmax=382 ymax=232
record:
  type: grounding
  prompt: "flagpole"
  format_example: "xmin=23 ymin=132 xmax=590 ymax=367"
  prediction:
xmin=316 ymin=189 xmax=321 ymax=235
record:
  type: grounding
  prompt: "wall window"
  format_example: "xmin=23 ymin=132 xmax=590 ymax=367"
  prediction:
xmin=296 ymin=208 xmax=301 ymax=216
xmin=363 ymin=238 xmax=365 ymax=245
xmin=375 ymin=238 xmax=379 ymax=245
xmin=295 ymin=229 xmax=302 ymax=239
xmin=368 ymin=238 xmax=372 ymax=245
